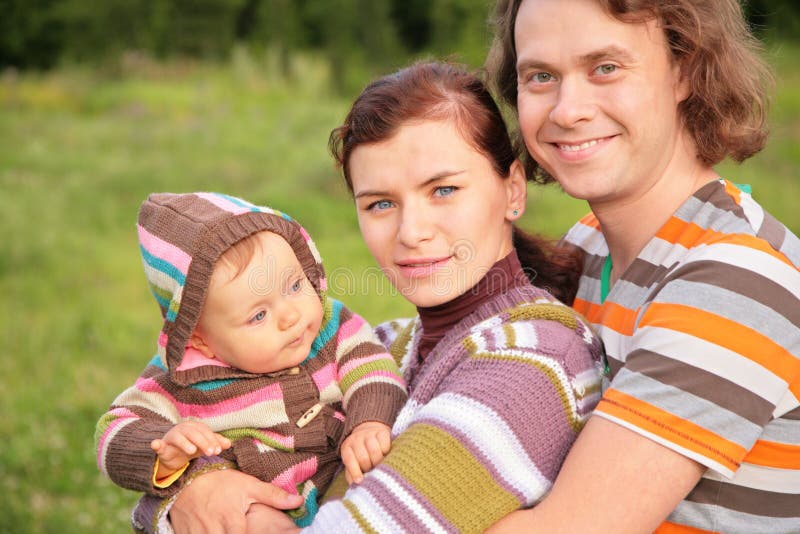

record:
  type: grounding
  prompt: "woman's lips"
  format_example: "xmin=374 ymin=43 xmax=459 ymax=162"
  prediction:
xmin=396 ymin=256 xmax=452 ymax=278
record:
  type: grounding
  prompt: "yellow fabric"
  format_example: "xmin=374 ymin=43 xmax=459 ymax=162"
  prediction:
xmin=151 ymin=457 xmax=190 ymax=488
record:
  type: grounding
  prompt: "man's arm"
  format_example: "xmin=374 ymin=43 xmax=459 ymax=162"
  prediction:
xmin=487 ymin=416 xmax=705 ymax=533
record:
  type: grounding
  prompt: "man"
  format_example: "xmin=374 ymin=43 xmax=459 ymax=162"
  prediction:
xmin=486 ymin=0 xmax=800 ymax=532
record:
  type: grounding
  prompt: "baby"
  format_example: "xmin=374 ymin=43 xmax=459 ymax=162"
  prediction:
xmin=95 ymin=192 xmax=407 ymax=528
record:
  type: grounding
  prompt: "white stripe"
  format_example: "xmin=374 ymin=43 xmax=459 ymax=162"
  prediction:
xmin=739 ymin=192 xmax=765 ymax=233
xmin=99 ymin=417 xmax=137 ymax=475
xmin=638 ymin=236 xmax=689 ymax=268
xmin=773 ymin=390 xmax=800 ymax=419
xmin=635 ymin=325 xmax=788 ymax=403
xmin=335 ymin=319 xmax=375 ymax=360
xmin=392 ymin=398 xmax=421 ymax=435
xmin=566 ymin=221 xmax=608 ymax=256
xmin=342 ymin=375 xmax=403 ymax=407
xmin=595 ymin=412 xmax=735 ymax=478
xmin=345 ymin=483 xmax=405 ymax=533
xmin=417 ymin=392 xmax=550 ymax=500
xmin=684 ymin=243 xmax=800 ymax=300
xmin=594 ymin=326 xmax=627 ymax=363
xmin=702 ymin=461 xmax=800 ymax=494
xmin=367 ymin=469 xmax=448 ymax=533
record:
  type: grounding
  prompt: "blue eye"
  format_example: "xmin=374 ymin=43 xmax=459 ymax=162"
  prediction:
xmin=434 ymin=186 xmax=456 ymax=197
xmin=251 ymin=310 xmax=266 ymax=323
xmin=367 ymin=200 xmax=394 ymax=211
xmin=290 ymin=279 xmax=302 ymax=293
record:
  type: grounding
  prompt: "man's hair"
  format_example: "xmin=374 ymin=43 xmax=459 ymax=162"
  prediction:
xmin=487 ymin=0 xmax=773 ymax=182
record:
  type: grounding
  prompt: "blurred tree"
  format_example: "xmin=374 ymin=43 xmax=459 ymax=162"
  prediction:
xmin=0 ymin=0 xmax=64 ymax=69
xmin=429 ymin=0 xmax=492 ymax=66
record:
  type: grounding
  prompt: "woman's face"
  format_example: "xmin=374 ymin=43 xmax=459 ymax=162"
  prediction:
xmin=349 ymin=119 xmax=526 ymax=307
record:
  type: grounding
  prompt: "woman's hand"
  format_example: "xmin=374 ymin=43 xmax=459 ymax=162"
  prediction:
xmin=245 ymin=504 xmax=301 ymax=534
xmin=170 ymin=469 xmax=303 ymax=534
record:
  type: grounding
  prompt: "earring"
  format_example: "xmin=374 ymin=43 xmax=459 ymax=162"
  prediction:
xmin=512 ymin=209 xmax=519 ymax=216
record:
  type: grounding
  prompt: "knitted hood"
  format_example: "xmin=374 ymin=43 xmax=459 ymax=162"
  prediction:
xmin=137 ymin=192 xmax=327 ymax=385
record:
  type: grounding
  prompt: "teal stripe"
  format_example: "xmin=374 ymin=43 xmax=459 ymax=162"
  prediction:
xmin=600 ymin=255 xmax=612 ymax=304
xmin=304 ymin=299 xmax=342 ymax=362
xmin=148 ymin=354 xmax=167 ymax=371
xmin=214 ymin=192 xmax=260 ymax=212
xmin=191 ymin=378 xmax=236 ymax=391
xmin=149 ymin=285 xmax=171 ymax=311
xmin=140 ymin=245 xmax=187 ymax=285
xmin=292 ymin=487 xmax=319 ymax=527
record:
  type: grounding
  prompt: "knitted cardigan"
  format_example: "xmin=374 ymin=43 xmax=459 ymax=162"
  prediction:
xmin=134 ymin=283 xmax=604 ymax=533
xmin=95 ymin=193 xmax=407 ymax=529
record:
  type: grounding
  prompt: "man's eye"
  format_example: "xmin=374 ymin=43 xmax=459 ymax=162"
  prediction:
xmin=596 ymin=64 xmax=617 ymax=75
xmin=532 ymin=72 xmax=553 ymax=83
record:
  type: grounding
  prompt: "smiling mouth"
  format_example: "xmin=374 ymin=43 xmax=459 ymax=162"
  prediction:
xmin=396 ymin=257 xmax=452 ymax=278
xmin=554 ymin=135 xmax=615 ymax=152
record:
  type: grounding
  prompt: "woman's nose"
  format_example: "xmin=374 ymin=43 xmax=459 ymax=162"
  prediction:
xmin=397 ymin=205 xmax=434 ymax=248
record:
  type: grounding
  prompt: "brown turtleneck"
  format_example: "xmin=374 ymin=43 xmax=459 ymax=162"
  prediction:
xmin=416 ymin=250 xmax=529 ymax=359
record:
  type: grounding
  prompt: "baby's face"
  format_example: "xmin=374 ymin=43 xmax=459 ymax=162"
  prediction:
xmin=195 ymin=232 xmax=323 ymax=374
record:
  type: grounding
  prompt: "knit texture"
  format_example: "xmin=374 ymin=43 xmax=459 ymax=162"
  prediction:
xmin=96 ymin=193 xmax=407 ymax=529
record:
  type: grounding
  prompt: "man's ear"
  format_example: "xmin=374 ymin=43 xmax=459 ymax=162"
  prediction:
xmin=505 ymin=159 xmax=528 ymax=221
xmin=188 ymin=331 xmax=216 ymax=359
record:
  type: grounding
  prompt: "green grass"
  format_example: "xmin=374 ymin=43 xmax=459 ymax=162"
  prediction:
xmin=1 ymin=43 xmax=798 ymax=532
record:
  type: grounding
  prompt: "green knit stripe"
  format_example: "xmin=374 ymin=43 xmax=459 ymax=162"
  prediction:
xmin=339 ymin=358 xmax=402 ymax=391
xmin=502 ymin=323 xmax=516 ymax=346
xmin=507 ymin=303 xmax=578 ymax=330
xmin=219 ymin=428 xmax=293 ymax=452
xmin=343 ymin=499 xmax=379 ymax=534
xmin=468 ymin=352 xmax=585 ymax=433
xmin=382 ymin=423 xmax=518 ymax=533
xmin=389 ymin=320 xmax=415 ymax=368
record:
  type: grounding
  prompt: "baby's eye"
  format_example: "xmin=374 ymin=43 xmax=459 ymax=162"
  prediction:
xmin=290 ymin=279 xmax=302 ymax=293
xmin=250 ymin=310 xmax=267 ymax=323
xmin=595 ymin=64 xmax=617 ymax=75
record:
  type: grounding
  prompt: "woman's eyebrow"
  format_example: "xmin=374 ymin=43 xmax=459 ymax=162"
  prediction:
xmin=354 ymin=170 xmax=464 ymax=199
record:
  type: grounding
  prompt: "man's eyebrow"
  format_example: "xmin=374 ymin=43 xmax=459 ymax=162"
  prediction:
xmin=578 ymin=45 xmax=636 ymax=65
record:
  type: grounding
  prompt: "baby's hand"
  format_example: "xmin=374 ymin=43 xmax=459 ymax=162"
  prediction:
xmin=151 ymin=420 xmax=232 ymax=478
xmin=340 ymin=421 xmax=391 ymax=485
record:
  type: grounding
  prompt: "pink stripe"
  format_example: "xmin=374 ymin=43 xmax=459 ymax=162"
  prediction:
xmin=195 ymin=192 xmax=251 ymax=215
xmin=337 ymin=314 xmax=367 ymax=343
xmin=311 ymin=362 xmax=337 ymax=391
xmin=333 ymin=411 xmax=345 ymax=421
xmin=137 ymin=224 xmax=192 ymax=274
xmin=319 ymin=278 xmax=327 ymax=292
xmin=299 ymin=226 xmax=311 ymax=241
xmin=271 ymin=457 xmax=318 ymax=493
xmin=135 ymin=377 xmax=283 ymax=418
xmin=97 ymin=409 xmax=139 ymax=469
xmin=158 ymin=332 xmax=168 ymax=348
xmin=338 ymin=353 xmax=394 ymax=377
xmin=255 ymin=429 xmax=294 ymax=450
xmin=175 ymin=346 xmax=230 ymax=371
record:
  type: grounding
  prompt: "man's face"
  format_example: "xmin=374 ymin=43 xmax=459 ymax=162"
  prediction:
xmin=514 ymin=0 xmax=690 ymax=210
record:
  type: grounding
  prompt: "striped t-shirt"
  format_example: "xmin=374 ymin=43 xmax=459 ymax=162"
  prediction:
xmin=562 ymin=180 xmax=800 ymax=533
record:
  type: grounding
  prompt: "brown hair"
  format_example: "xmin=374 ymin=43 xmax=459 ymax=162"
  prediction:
xmin=487 ymin=0 xmax=773 ymax=182
xmin=329 ymin=61 xmax=583 ymax=304
xmin=216 ymin=231 xmax=262 ymax=281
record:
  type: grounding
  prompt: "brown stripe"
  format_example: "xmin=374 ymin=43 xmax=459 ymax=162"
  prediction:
xmin=686 ymin=477 xmax=800 ymax=518
xmin=625 ymin=349 xmax=775 ymax=426
xmin=665 ymin=260 xmax=800 ymax=327
xmin=757 ymin=212 xmax=789 ymax=252
xmin=783 ymin=405 xmax=800 ymax=420
xmin=620 ymin=257 xmax=672 ymax=288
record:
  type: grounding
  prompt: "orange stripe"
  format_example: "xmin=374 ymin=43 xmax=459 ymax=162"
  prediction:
xmin=723 ymin=179 xmax=743 ymax=206
xmin=572 ymin=298 xmax=638 ymax=335
xmin=743 ymin=439 xmax=800 ymax=469
xmin=655 ymin=521 xmax=717 ymax=533
xmin=599 ymin=389 xmax=746 ymax=472
xmin=640 ymin=303 xmax=800 ymax=390
xmin=577 ymin=212 xmax=599 ymax=228
xmin=655 ymin=217 xmax=794 ymax=266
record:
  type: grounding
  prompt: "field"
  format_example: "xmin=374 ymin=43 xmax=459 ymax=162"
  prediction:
xmin=1 ymin=44 xmax=798 ymax=532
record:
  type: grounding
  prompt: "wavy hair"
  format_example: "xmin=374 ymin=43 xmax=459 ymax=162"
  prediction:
xmin=487 ymin=0 xmax=773 ymax=182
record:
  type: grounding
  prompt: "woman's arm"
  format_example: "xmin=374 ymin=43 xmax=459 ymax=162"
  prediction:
xmin=486 ymin=416 xmax=705 ymax=533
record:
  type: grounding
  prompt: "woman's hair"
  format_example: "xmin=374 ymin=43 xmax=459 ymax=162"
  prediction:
xmin=329 ymin=61 xmax=583 ymax=304
xmin=486 ymin=0 xmax=773 ymax=182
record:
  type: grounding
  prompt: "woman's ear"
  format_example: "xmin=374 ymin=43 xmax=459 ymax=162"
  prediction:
xmin=505 ymin=160 xmax=528 ymax=221
xmin=188 ymin=331 xmax=216 ymax=359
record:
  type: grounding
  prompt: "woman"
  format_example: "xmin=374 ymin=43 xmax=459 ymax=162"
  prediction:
xmin=136 ymin=62 xmax=604 ymax=533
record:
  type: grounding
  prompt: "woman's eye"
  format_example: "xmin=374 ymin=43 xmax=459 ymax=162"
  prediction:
xmin=251 ymin=310 xmax=267 ymax=323
xmin=595 ymin=64 xmax=617 ymax=75
xmin=366 ymin=199 xmax=394 ymax=211
xmin=434 ymin=186 xmax=456 ymax=197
